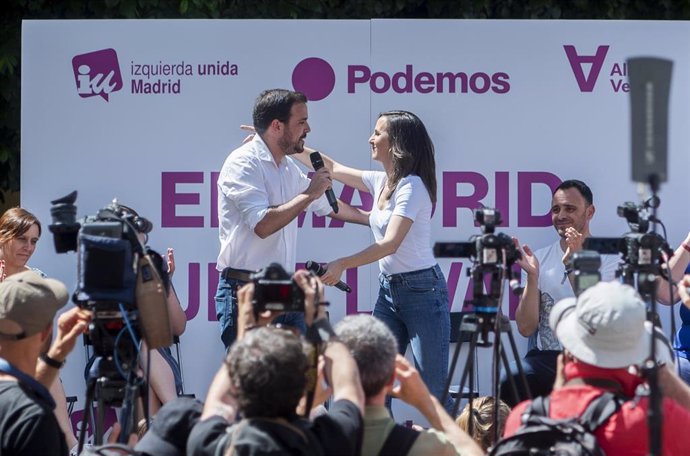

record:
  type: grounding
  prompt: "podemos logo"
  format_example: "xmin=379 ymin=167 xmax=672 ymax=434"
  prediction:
xmin=291 ymin=57 xmax=511 ymax=101
xmin=72 ymin=48 xmax=124 ymax=101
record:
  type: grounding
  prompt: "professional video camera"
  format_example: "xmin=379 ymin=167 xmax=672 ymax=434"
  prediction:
xmin=434 ymin=208 xmax=520 ymax=315
xmin=251 ymin=263 xmax=305 ymax=314
xmin=435 ymin=208 xmax=530 ymax=420
xmin=585 ymin=200 xmax=672 ymax=296
xmin=48 ymin=191 xmax=172 ymax=405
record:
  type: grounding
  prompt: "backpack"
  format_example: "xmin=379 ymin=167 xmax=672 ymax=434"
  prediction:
xmin=379 ymin=423 xmax=420 ymax=456
xmin=489 ymin=392 xmax=623 ymax=456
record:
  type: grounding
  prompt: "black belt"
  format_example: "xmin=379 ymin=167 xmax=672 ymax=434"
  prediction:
xmin=221 ymin=267 xmax=255 ymax=282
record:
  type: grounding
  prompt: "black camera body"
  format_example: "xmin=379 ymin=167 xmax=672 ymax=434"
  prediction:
xmin=48 ymin=191 xmax=171 ymax=405
xmin=434 ymin=208 xmax=520 ymax=270
xmin=585 ymin=200 xmax=672 ymax=296
xmin=434 ymin=208 xmax=520 ymax=315
xmin=252 ymin=263 xmax=305 ymax=313
xmin=568 ymin=251 xmax=602 ymax=296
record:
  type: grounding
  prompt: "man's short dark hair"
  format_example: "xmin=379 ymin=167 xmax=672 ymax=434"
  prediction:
xmin=554 ymin=179 xmax=593 ymax=205
xmin=226 ymin=327 xmax=307 ymax=418
xmin=252 ymin=89 xmax=308 ymax=135
xmin=335 ymin=315 xmax=397 ymax=398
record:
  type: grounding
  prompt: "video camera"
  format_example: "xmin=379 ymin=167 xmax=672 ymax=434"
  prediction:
xmin=251 ymin=263 xmax=305 ymax=314
xmin=584 ymin=200 xmax=672 ymax=296
xmin=48 ymin=191 xmax=172 ymax=405
xmin=567 ymin=251 xmax=602 ymax=296
xmin=434 ymin=208 xmax=520 ymax=315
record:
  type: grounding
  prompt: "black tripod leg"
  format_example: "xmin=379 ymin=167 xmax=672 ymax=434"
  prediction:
xmin=95 ymin=394 xmax=105 ymax=446
xmin=78 ymin=378 xmax=96 ymax=454
xmin=506 ymin=326 xmax=532 ymax=400
xmin=455 ymin=332 xmax=478 ymax=436
xmin=499 ymin=343 xmax=521 ymax=406
xmin=492 ymin=323 xmax=503 ymax=444
xmin=442 ymin=330 xmax=464 ymax=406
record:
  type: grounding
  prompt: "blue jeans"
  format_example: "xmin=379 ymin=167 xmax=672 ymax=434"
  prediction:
xmin=215 ymin=274 xmax=306 ymax=349
xmin=373 ymin=264 xmax=452 ymax=411
xmin=676 ymin=351 xmax=690 ymax=386
xmin=499 ymin=348 xmax=560 ymax=407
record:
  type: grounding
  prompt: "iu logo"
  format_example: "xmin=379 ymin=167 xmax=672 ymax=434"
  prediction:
xmin=563 ymin=45 xmax=610 ymax=92
xmin=71 ymin=48 xmax=124 ymax=101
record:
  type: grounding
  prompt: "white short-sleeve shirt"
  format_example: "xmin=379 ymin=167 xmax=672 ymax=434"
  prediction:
xmin=362 ymin=170 xmax=436 ymax=275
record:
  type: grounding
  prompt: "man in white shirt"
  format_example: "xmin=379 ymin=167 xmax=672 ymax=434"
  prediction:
xmin=215 ymin=89 xmax=367 ymax=348
xmin=500 ymin=179 xmax=620 ymax=405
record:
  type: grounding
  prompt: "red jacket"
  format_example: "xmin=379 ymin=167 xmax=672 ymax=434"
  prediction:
xmin=503 ymin=361 xmax=690 ymax=456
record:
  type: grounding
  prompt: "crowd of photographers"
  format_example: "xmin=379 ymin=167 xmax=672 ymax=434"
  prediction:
xmin=3 ymin=91 xmax=690 ymax=454
xmin=3 ymin=255 xmax=690 ymax=455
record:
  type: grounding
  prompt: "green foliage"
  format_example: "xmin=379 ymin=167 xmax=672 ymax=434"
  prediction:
xmin=2 ymin=0 xmax=690 ymax=196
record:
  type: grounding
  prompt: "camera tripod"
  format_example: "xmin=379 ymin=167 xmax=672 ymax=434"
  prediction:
xmin=77 ymin=356 xmax=146 ymax=451
xmin=77 ymin=309 xmax=148 ymax=453
xmin=442 ymin=304 xmax=531 ymax=442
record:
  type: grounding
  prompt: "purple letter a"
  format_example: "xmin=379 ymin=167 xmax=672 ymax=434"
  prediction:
xmin=563 ymin=45 xmax=609 ymax=92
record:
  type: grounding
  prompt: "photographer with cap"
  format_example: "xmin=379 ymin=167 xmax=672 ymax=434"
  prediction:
xmin=0 ymin=271 xmax=91 ymax=455
xmin=188 ymin=268 xmax=364 ymax=456
xmin=503 ymin=281 xmax=690 ymax=455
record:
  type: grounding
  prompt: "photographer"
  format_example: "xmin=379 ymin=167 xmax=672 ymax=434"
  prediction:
xmin=0 ymin=272 xmax=91 ymax=455
xmin=503 ymin=281 xmax=690 ymax=456
xmin=188 ymin=269 xmax=364 ymax=456
xmin=335 ymin=314 xmax=483 ymax=456
xmin=502 ymin=180 xmax=619 ymax=405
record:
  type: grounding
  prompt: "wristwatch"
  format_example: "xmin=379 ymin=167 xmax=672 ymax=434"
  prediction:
xmin=39 ymin=352 xmax=65 ymax=369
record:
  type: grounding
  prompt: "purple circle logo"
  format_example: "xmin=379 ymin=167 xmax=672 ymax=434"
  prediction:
xmin=292 ymin=57 xmax=336 ymax=101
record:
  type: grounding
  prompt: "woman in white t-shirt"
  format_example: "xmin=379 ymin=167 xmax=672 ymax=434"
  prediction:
xmin=307 ymin=111 xmax=451 ymax=408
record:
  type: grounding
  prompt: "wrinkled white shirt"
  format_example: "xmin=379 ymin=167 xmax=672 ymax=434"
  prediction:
xmin=216 ymin=135 xmax=331 ymax=272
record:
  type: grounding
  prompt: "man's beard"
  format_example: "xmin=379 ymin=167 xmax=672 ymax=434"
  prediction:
xmin=279 ymin=133 xmax=305 ymax=155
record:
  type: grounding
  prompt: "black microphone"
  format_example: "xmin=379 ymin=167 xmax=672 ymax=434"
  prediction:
xmin=305 ymin=260 xmax=352 ymax=293
xmin=309 ymin=151 xmax=339 ymax=214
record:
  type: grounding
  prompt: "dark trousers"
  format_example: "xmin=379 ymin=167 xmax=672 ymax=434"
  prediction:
xmin=499 ymin=349 xmax=560 ymax=407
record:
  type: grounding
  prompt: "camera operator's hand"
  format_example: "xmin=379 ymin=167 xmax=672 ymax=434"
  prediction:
xmin=513 ymin=237 xmax=539 ymax=276
xmin=391 ymin=355 xmax=432 ymax=411
xmin=679 ymin=275 xmax=690 ymax=310
xmin=293 ymin=270 xmax=326 ymax=326
xmin=48 ymin=307 xmax=92 ymax=362
xmin=562 ymin=227 xmax=585 ymax=265
xmin=36 ymin=307 xmax=92 ymax=388
xmin=391 ymin=354 xmax=483 ymax=456
xmin=236 ymin=282 xmax=281 ymax=340
xmin=202 ymin=363 xmax=239 ymax=422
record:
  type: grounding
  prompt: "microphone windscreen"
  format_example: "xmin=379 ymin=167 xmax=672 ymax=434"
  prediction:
xmin=310 ymin=152 xmax=325 ymax=170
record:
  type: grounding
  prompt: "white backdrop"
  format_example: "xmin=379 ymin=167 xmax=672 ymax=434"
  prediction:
xmin=21 ymin=20 xmax=690 ymax=425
